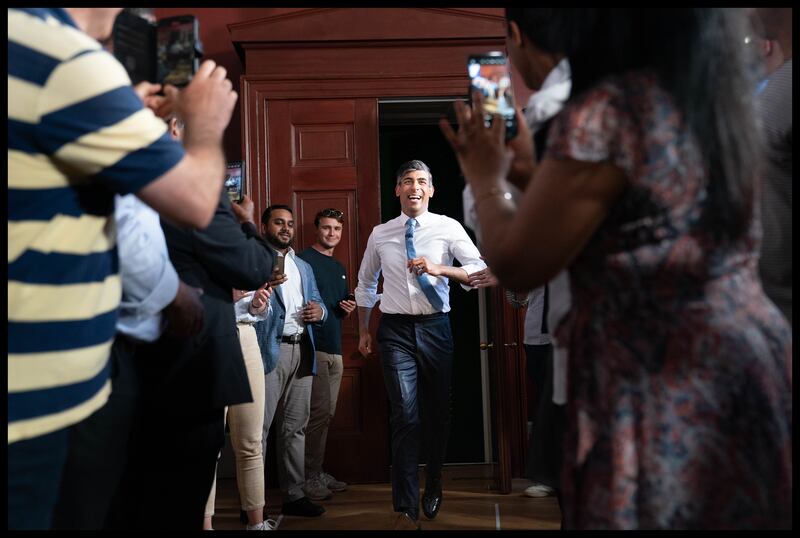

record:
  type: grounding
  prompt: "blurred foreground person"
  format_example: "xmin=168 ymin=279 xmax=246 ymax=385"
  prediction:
xmin=8 ymin=7 xmax=236 ymax=529
xmin=442 ymin=7 xmax=791 ymax=529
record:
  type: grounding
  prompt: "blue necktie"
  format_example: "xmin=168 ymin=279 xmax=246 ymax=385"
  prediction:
xmin=405 ymin=218 xmax=445 ymax=311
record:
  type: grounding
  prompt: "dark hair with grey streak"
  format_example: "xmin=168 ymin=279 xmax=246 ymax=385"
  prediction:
xmin=505 ymin=8 xmax=763 ymax=242
xmin=395 ymin=160 xmax=433 ymax=187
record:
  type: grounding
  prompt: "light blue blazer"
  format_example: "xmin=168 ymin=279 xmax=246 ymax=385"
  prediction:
xmin=254 ymin=252 xmax=327 ymax=375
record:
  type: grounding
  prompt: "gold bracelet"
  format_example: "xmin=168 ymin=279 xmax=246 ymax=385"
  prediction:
xmin=473 ymin=187 xmax=513 ymax=210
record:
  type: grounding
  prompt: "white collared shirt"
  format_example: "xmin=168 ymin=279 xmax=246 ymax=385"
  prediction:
xmin=234 ymin=291 xmax=271 ymax=324
xmin=524 ymin=57 xmax=571 ymax=133
xmin=279 ymin=248 xmax=305 ymax=335
xmin=355 ymin=211 xmax=486 ymax=315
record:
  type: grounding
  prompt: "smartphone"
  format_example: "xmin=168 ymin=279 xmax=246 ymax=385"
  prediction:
xmin=113 ymin=12 xmax=201 ymax=88
xmin=274 ymin=253 xmax=286 ymax=275
xmin=467 ymin=52 xmax=518 ymax=141
xmin=112 ymin=11 xmax=157 ymax=85
xmin=225 ymin=162 xmax=244 ymax=203
xmin=156 ymin=15 xmax=201 ymax=88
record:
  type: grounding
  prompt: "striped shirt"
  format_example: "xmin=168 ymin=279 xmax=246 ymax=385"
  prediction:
xmin=8 ymin=8 xmax=185 ymax=444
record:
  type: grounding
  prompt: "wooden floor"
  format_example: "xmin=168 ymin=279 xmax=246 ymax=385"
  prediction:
xmin=211 ymin=464 xmax=561 ymax=531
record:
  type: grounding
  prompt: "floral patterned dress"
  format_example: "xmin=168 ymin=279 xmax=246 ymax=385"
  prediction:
xmin=546 ymin=71 xmax=792 ymax=529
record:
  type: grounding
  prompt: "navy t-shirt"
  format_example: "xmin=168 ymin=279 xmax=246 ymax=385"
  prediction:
xmin=298 ymin=247 xmax=349 ymax=354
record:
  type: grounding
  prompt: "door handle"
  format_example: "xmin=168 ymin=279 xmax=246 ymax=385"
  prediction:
xmin=479 ymin=342 xmax=494 ymax=350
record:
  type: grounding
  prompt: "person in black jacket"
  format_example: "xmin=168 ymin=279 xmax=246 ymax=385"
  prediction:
xmin=108 ymin=116 xmax=276 ymax=529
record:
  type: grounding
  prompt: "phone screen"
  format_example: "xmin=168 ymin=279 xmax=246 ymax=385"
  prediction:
xmin=157 ymin=17 xmax=198 ymax=87
xmin=225 ymin=162 xmax=243 ymax=203
xmin=468 ymin=52 xmax=517 ymax=140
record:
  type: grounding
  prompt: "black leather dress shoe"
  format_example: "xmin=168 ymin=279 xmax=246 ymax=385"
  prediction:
xmin=282 ymin=497 xmax=326 ymax=517
xmin=395 ymin=511 xmax=421 ymax=530
xmin=422 ymin=478 xmax=443 ymax=520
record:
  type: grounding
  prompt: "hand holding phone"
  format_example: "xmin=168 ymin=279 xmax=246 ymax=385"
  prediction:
xmin=339 ymin=292 xmax=357 ymax=317
xmin=265 ymin=253 xmax=287 ymax=287
xmin=229 ymin=194 xmax=254 ymax=225
xmin=468 ymin=52 xmax=518 ymax=141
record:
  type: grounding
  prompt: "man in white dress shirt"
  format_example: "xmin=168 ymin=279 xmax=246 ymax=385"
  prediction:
xmin=355 ymin=160 xmax=491 ymax=529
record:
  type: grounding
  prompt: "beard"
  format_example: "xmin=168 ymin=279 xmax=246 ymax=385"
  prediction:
xmin=268 ymin=235 xmax=293 ymax=250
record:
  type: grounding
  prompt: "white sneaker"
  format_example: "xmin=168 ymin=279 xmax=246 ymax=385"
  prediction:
xmin=246 ymin=519 xmax=278 ymax=530
xmin=319 ymin=471 xmax=348 ymax=492
xmin=524 ymin=483 xmax=555 ymax=498
xmin=245 ymin=519 xmax=278 ymax=531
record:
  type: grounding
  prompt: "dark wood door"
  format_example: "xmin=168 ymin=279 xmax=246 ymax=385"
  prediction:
xmin=264 ymin=97 xmax=389 ymax=483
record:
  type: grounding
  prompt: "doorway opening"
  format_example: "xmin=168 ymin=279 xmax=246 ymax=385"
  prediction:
xmin=377 ymin=98 xmax=495 ymax=466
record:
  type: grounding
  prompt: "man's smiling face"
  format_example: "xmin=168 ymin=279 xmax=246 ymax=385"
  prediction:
xmin=263 ymin=208 xmax=294 ymax=250
xmin=395 ymin=170 xmax=434 ymax=217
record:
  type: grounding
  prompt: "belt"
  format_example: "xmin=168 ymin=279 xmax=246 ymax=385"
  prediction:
xmin=382 ymin=312 xmax=447 ymax=322
xmin=280 ymin=333 xmax=303 ymax=344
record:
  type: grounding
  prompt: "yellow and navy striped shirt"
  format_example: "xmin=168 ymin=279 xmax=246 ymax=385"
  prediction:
xmin=8 ymin=8 xmax=185 ymax=444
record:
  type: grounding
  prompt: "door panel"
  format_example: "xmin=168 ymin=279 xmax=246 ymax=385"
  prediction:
xmin=265 ymin=97 xmax=389 ymax=483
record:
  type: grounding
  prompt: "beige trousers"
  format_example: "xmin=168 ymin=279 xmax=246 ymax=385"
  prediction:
xmin=205 ymin=323 xmax=266 ymax=516
xmin=304 ymin=351 xmax=344 ymax=477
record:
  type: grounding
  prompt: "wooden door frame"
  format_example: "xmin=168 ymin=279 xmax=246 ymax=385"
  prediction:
xmin=488 ymin=291 xmax=528 ymax=493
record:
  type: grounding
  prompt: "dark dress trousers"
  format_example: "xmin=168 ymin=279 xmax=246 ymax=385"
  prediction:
xmin=378 ymin=312 xmax=454 ymax=519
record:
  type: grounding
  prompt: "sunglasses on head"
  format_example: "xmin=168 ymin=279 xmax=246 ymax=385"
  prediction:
xmin=321 ymin=209 xmax=343 ymax=219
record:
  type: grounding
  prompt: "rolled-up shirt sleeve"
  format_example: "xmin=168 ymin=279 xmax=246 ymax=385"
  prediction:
xmin=448 ymin=220 xmax=488 ymax=291
xmin=355 ymin=231 xmax=382 ymax=308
